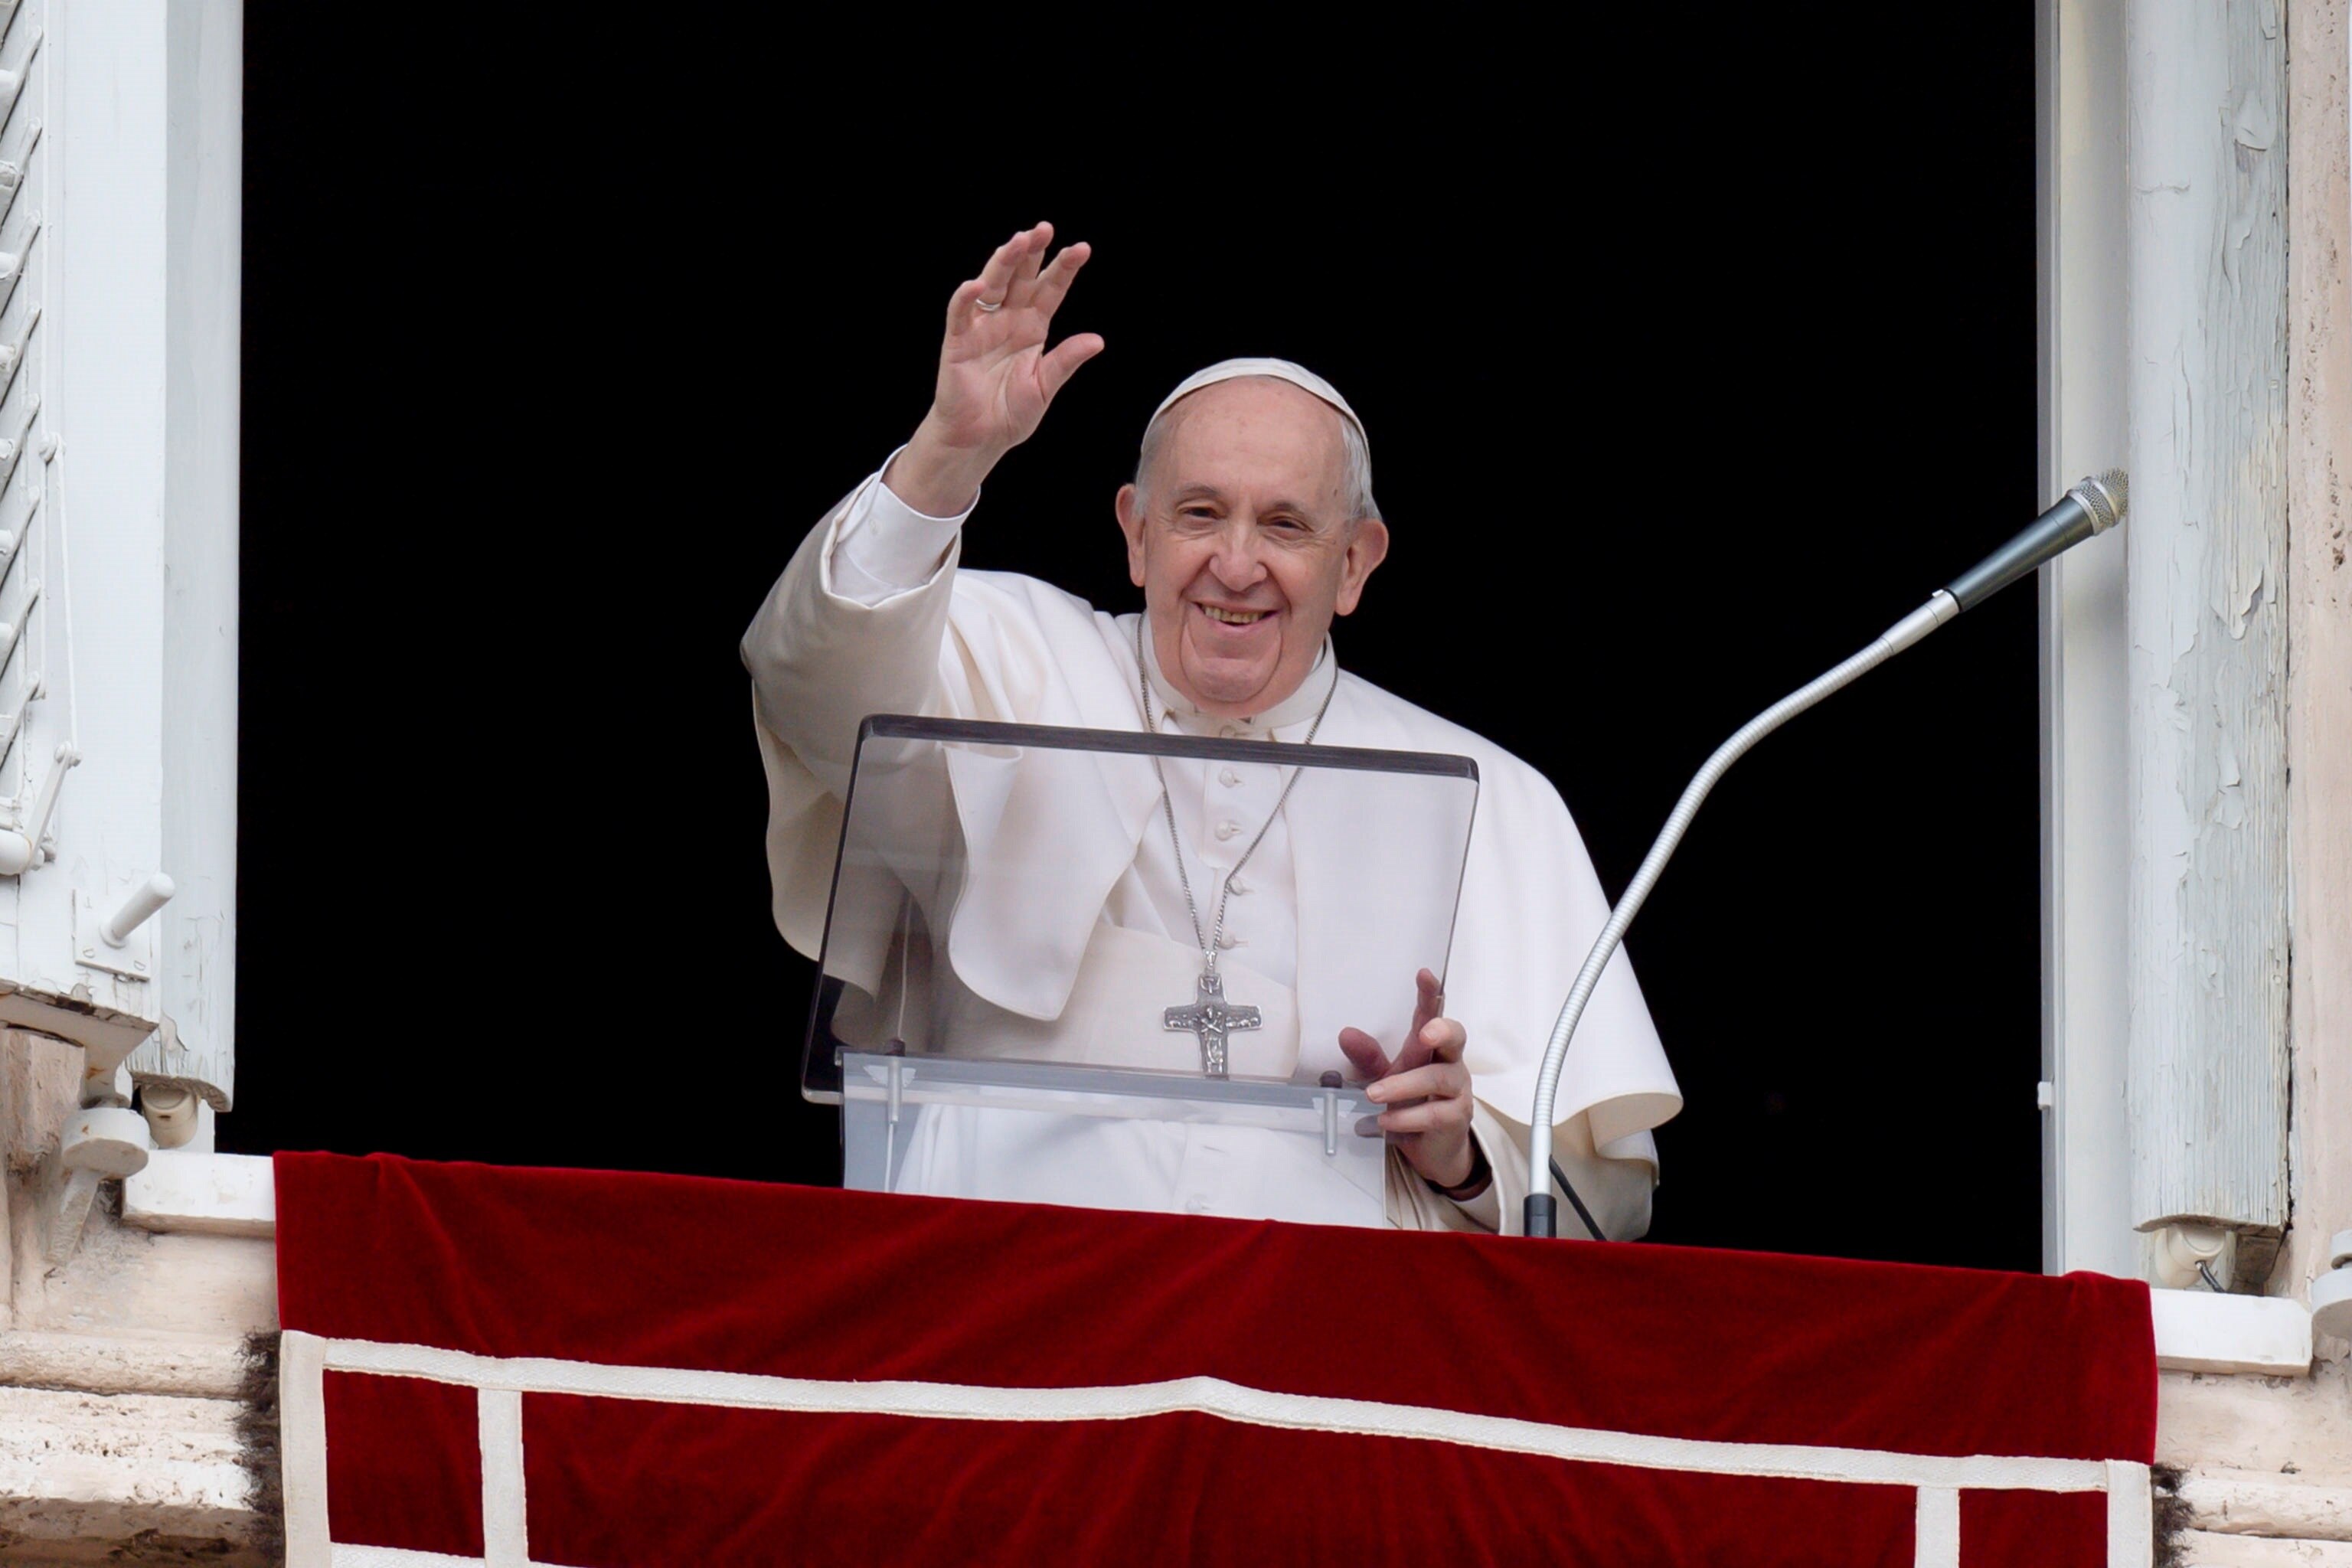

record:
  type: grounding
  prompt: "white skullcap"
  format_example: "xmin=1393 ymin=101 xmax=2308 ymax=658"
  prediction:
xmin=1147 ymin=357 xmax=1367 ymax=451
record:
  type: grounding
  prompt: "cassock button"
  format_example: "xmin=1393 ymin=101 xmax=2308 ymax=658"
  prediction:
xmin=1216 ymin=933 xmax=1244 ymax=949
xmin=1214 ymin=821 xmax=1240 ymax=841
xmin=1184 ymin=1195 xmax=1210 ymax=1214
xmin=1219 ymin=768 xmax=1241 ymax=787
xmin=1228 ymin=876 xmax=1249 ymax=895
xmin=1218 ymin=725 xmax=1242 ymax=739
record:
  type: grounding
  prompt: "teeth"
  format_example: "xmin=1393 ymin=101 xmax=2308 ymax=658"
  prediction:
xmin=1201 ymin=606 xmax=1269 ymax=625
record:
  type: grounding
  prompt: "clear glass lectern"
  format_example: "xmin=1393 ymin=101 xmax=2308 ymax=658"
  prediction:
xmin=802 ymin=716 xmax=1479 ymax=1227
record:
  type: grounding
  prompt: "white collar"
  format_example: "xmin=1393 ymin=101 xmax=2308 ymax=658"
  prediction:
xmin=1133 ymin=616 xmax=1338 ymax=736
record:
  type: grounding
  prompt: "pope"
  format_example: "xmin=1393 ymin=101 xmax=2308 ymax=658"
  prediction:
xmin=744 ymin=223 xmax=1681 ymax=1234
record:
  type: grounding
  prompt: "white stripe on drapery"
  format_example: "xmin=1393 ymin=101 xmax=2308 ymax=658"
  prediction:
xmin=282 ymin=1330 xmax=333 ymax=1568
xmin=305 ymin=1331 xmax=2118 ymax=1492
xmin=478 ymin=1387 xmax=529 ymax=1568
xmin=2106 ymin=1459 xmax=2155 ymax=1568
xmin=279 ymin=1331 xmax=2152 ymax=1568
xmin=333 ymin=1548 xmax=503 ymax=1568
xmin=1913 ymin=1485 xmax=1960 ymax=1568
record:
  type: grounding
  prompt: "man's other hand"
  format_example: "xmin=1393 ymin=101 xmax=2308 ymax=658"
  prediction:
xmin=1340 ymin=968 xmax=1484 ymax=1194
xmin=885 ymin=222 xmax=1105 ymax=518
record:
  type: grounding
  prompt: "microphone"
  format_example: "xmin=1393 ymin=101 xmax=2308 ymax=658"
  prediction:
xmin=1942 ymin=471 xmax=2128 ymax=612
xmin=1524 ymin=473 xmax=2132 ymax=1239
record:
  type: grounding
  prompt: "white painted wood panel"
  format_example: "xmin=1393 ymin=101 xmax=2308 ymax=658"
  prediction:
xmin=2039 ymin=0 xmax=2139 ymax=1280
xmin=132 ymin=0 xmax=240 ymax=1119
xmin=2122 ymin=0 xmax=2292 ymax=1240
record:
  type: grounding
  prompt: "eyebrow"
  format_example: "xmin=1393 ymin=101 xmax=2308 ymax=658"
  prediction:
xmin=1166 ymin=485 xmax=1325 ymax=519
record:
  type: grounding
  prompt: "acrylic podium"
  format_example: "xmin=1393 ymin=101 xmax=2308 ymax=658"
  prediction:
xmin=801 ymin=716 xmax=1479 ymax=1228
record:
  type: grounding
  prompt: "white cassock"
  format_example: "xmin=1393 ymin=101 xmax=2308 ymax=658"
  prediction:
xmin=745 ymin=460 xmax=1683 ymax=1236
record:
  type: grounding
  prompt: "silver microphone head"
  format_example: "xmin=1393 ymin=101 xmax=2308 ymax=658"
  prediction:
xmin=2072 ymin=470 xmax=2127 ymax=533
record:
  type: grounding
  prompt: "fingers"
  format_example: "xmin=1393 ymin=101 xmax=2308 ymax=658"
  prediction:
xmin=1029 ymin=240 xmax=1092 ymax=317
xmin=1389 ymin=1023 xmax=1432 ymax=1076
xmin=1364 ymin=1011 xmax=1469 ymax=1134
xmin=1338 ymin=1027 xmax=1391 ymax=1083
xmin=1409 ymin=968 xmax=1446 ymax=1043
xmin=1366 ymin=1057 xmax=1468 ymax=1101
xmin=1353 ymin=985 xmax=1475 ymax=1169
xmin=1390 ymin=969 xmax=1449 ymax=1072
xmin=942 ymin=227 xmax=1040 ymax=338
xmin=1342 ymin=1007 xmax=1464 ymax=1083
xmin=972 ymin=225 xmax=1042 ymax=312
xmin=1373 ymin=1097 xmax=1475 ymax=1135
xmin=947 ymin=225 xmax=1091 ymax=346
xmin=1036 ymin=332 xmax=1106 ymax=403
xmin=1366 ymin=1057 xmax=1468 ymax=1106
xmin=1419 ymin=1016 xmax=1467 ymax=1062
xmin=1369 ymin=1060 xmax=1472 ymax=1135
xmin=944 ymin=276 xmax=991 ymax=334
xmin=1014 ymin=220 xmax=1054 ymax=290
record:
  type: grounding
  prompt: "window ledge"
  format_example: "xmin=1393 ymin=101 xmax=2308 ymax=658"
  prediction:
xmin=121 ymin=1151 xmax=274 ymax=1239
xmin=2151 ymin=1288 xmax=2312 ymax=1376
xmin=106 ymin=1153 xmax=2320 ymax=1382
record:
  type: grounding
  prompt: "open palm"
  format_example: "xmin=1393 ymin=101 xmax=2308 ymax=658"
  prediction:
xmin=926 ymin=223 xmax=1103 ymax=459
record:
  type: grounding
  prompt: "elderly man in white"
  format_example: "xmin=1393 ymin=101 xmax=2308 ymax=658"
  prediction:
xmin=746 ymin=223 xmax=1680 ymax=1235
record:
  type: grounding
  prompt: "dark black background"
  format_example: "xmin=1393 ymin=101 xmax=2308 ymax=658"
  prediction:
xmin=227 ymin=14 xmax=2042 ymax=1270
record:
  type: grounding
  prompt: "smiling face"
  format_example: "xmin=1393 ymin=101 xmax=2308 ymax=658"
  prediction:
xmin=1116 ymin=378 xmax=1389 ymax=719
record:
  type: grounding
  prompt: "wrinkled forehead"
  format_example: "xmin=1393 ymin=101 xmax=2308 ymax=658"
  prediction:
xmin=1152 ymin=378 xmax=1352 ymax=496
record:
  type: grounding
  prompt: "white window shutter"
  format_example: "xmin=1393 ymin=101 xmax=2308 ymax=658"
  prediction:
xmin=0 ymin=1 xmax=241 ymax=1132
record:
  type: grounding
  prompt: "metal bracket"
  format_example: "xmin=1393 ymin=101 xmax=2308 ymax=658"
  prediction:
xmin=38 ymin=1103 xmax=149 ymax=1266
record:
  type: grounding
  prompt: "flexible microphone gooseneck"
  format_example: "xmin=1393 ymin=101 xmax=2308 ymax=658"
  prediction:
xmin=1524 ymin=472 xmax=2128 ymax=1240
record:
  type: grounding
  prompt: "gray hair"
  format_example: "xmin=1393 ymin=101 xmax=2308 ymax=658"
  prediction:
xmin=1132 ymin=377 xmax=1380 ymax=521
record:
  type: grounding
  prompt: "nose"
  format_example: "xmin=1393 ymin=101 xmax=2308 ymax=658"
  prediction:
xmin=1208 ymin=522 xmax=1269 ymax=593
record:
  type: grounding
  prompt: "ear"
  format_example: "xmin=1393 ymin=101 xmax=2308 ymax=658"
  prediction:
xmin=1333 ymin=517 xmax=1390 ymax=617
xmin=1116 ymin=483 xmax=1149 ymax=589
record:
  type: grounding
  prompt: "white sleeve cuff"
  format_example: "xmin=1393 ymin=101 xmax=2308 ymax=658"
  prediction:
xmin=830 ymin=447 xmax=975 ymax=604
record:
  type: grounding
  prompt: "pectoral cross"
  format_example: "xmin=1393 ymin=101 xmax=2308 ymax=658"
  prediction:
xmin=1165 ymin=968 xmax=1261 ymax=1080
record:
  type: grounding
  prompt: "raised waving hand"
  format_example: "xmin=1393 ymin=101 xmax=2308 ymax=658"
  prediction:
xmin=886 ymin=223 xmax=1104 ymax=517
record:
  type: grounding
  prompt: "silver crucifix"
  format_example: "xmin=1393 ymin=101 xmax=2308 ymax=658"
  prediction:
xmin=1165 ymin=969 xmax=1262 ymax=1080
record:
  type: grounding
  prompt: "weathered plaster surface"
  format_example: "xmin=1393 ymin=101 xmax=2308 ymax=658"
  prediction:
xmin=2281 ymin=0 xmax=2352 ymax=1308
xmin=2159 ymin=1352 xmax=2352 ymax=1553
xmin=2161 ymin=1361 xmax=2352 ymax=1477
xmin=2175 ymin=1532 xmax=2352 ymax=1563
xmin=0 ymin=1384 xmax=255 ymax=1556
xmin=1 ymin=1029 xmax=273 ymax=1560
xmin=2177 ymin=1466 xmax=2352 ymax=1540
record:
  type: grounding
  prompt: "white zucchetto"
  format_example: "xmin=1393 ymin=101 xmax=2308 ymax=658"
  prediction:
xmin=1148 ymin=358 xmax=1367 ymax=452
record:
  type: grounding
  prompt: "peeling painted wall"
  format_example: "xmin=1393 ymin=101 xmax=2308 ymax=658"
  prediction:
xmin=2125 ymin=0 xmax=2293 ymax=1236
